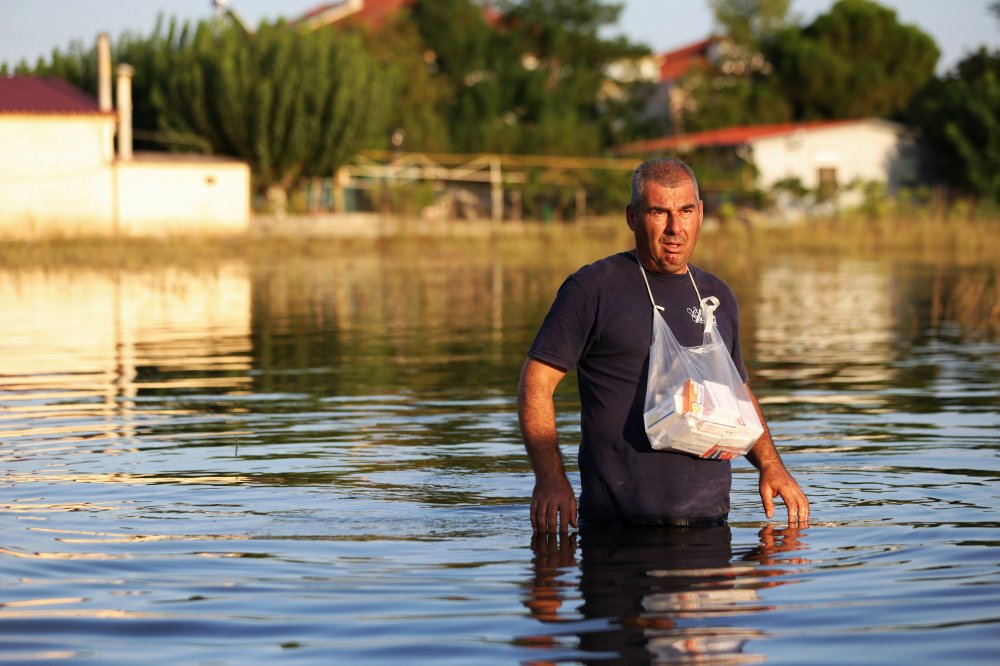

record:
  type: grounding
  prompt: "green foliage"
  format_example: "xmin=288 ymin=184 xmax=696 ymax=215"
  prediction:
xmin=358 ymin=10 xmax=453 ymax=152
xmin=495 ymin=0 xmax=650 ymax=154
xmin=677 ymin=1 xmax=793 ymax=132
xmin=345 ymin=0 xmax=651 ymax=155
xmin=709 ymin=0 xmax=792 ymax=47
xmin=14 ymin=39 xmax=98 ymax=92
xmin=17 ymin=17 xmax=389 ymax=199
xmin=767 ymin=0 xmax=939 ymax=119
xmin=907 ymin=49 xmax=1000 ymax=202
xmin=149 ymin=19 xmax=389 ymax=196
xmin=676 ymin=64 xmax=792 ymax=132
xmin=413 ymin=0 xmax=513 ymax=152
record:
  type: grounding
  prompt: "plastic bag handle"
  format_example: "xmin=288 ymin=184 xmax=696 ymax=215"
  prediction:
xmin=634 ymin=253 xmax=718 ymax=333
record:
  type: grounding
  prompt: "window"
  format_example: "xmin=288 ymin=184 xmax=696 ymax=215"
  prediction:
xmin=817 ymin=167 xmax=838 ymax=201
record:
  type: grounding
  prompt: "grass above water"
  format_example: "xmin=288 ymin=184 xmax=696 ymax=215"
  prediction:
xmin=1 ymin=212 xmax=997 ymax=270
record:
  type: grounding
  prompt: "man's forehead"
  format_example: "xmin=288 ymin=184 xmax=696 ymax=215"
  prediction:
xmin=641 ymin=181 xmax=699 ymax=204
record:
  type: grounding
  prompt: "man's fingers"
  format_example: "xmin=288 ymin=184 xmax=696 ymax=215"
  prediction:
xmin=531 ymin=497 xmax=558 ymax=533
xmin=531 ymin=497 xmax=576 ymax=533
xmin=761 ymin=487 xmax=775 ymax=519
xmin=547 ymin=503 xmax=560 ymax=534
xmin=785 ymin=490 xmax=810 ymax=526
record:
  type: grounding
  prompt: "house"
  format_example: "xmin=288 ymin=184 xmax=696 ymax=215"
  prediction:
xmin=639 ymin=35 xmax=777 ymax=133
xmin=299 ymin=0 xmax=415 ymax=30
xmin=0 ymin=35 xmax=250 ymax=238
xmin=618 ymin=118 xmax=921 ymax=202
xmin=300 ymin=0 xmax=500 ymax=32
xmin=0 ymin=76 xmax=118 ymax=235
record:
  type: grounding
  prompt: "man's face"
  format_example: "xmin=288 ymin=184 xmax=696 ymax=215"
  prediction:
xmin=626 ymin=180 xmax=704 ymax=275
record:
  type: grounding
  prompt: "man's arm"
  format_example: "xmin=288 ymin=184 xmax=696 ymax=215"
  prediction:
xmin=518 ymin=357 xmax=576 ymax=534
xmin=744 ymin=384 xmax=810 ymax=525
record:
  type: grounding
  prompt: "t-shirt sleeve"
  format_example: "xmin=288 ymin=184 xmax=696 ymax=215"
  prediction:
xmin=527 ymin=276 xmax=596 ymax=372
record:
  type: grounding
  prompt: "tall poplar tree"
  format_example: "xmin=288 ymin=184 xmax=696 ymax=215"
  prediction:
xmin=153 ymin=19 xmax=389 ymax=208
xmin=19 ymin=17 xmax=390 ymax=210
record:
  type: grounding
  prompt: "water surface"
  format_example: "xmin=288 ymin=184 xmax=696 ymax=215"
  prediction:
xmin=1 ymin=246 xmax=998 ymax=664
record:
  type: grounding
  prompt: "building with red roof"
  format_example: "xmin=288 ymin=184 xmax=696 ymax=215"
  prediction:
xmin=1 ymin=64 xmax=250 ymax=237
xmin=618 ymin=118 xmax=921 ymax=203
xmin=0 ymin=76 xmax=109 ymax=115
xmin=657 ymin=37 xmax=720 ymax=84
xmin=299 ymin=0 xmax=415 ymax=30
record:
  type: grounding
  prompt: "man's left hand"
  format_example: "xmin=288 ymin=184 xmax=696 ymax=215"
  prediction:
xmin=759 ymin=465 xmax=810 ymax=526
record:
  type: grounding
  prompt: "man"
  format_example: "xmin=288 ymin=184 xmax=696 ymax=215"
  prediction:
xmin=518 ymin=157 xmax=809 ymax=533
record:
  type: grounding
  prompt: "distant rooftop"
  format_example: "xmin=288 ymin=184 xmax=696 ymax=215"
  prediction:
xmin=658 ymin=37 xmax=717 ymax=82
xmin=300 ymin=0 xmax=501 ymax=30
xmin=618 ymin=120 xmax=859 ymax=154
xmin=300 ymin=0 xmax=414 ymax=29
xmin=0 ymin=76 xmax=106 ymax=115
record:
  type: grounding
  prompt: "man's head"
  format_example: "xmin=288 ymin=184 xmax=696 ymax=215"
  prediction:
xmin=630 ymin=157 xmax=700 ymax=207
xmin=626 ymin=158 xmax=704 ymax=275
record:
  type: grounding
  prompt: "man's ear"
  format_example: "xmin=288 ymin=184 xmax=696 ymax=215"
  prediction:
xmin=625 ymin=204 xmax=637 ymax=231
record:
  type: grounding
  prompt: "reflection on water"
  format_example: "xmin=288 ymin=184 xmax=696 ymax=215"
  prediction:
xmin=522 ymin=525 xmax=811 ymax=664
xmin=752 ymin=258 xmax=898 ymax=387
xmin=1 ymin=247 xmax=998 ymax=664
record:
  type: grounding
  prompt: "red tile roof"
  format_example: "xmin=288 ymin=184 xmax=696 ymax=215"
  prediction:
xmin=658 ymin=37 xmax=715 ymax=82
xmin=618 ymin=120 xmax=858 ymax=154
xmin=0 ymin=76 xmax=104 ymax=115
xmin=301 ymin=0 xmax=415 ymax=29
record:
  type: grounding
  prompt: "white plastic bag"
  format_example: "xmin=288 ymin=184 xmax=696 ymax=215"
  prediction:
xmin=638 ymin=261 xmax=763 ymax=459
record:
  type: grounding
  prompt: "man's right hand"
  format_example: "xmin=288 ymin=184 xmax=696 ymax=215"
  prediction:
xmin=519 ymin=357 xmax=575 ymax=534
xmin=531 ymin=476 xmax=577 ymax=534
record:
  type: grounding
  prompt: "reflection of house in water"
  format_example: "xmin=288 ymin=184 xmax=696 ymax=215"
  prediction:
xmin=751 ymin=260 xmax=897 ymax=386
xmin=0 ymin=267 xmax=252 ymax=434
xmin=0 ymin=36 xmax=250 ymax=238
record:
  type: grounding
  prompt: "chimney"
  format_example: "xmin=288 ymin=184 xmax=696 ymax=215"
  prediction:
xmin=116 ymin=64 xmax=135 ymax=161
xmin=97 ymin=33 xmax=112 ymax=113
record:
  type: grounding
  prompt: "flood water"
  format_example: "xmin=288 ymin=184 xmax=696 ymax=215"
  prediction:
xmin=1 ymin=238 xmax=998 ymax=664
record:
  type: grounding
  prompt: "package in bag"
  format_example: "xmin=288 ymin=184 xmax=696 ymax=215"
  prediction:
xmin=637 ymin=260 xmax=763 ymax=459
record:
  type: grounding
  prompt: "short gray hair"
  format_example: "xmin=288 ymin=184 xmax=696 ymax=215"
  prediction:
xmin=630 ymin=157 xmax=700 ymax=206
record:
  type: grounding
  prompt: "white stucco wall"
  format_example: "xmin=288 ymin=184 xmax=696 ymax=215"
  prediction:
xmin=749 ymin=120 xmax=915 ymax=192
xmin=116 ymin=156 xmax=251 ymax=236
xmin=0 ymin=114 xmax=117 ymax=237
xmin=0 ymin=115 xmax=250 ymax=238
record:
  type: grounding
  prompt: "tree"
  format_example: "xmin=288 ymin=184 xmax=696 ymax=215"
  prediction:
xmin=360 ymin=0 xmax=651 ymax=155
xmin=353 ymin=10 xmax=454 ymax=153
xmin=670 ymin=0 xmax=794 ymax=132
xmin=408 ymin=0 xmax=515 ymax=152
xmin=709 ymin=0 xmax=792 ymax=47
xmin=907 ymin=49 xmax=1000 ymax=202
xmin=17 ymin=18 xmax=390 ymax=209
xmin=767 ymin=0 xmax=939 ymax=120
xmin=493 ymin=0 xmax=650 ymax=154
xmin=153 ymin=19 xmax=390 ymax=209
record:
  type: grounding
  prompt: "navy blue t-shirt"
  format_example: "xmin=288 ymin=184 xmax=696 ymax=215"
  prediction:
xmin=528 ymin=251 xmax=748 ymax=525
